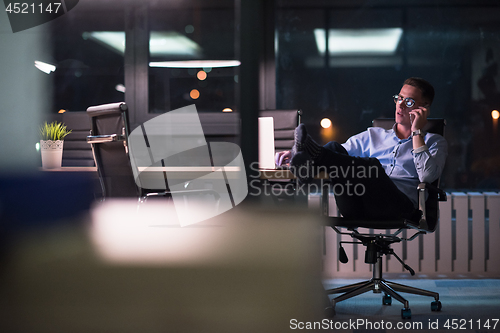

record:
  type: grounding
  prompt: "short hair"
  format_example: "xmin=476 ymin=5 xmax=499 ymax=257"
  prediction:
xmin=403 ymin=77 xmax=435 ymax=106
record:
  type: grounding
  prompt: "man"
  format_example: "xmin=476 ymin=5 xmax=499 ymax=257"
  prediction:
xmin=276 ymin=77 xmax=447 ymax=221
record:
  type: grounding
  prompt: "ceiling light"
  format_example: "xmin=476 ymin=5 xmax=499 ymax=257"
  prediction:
xmin=34 ymin=60 xmax=56 ymax=74
xmin=84 ymin=31 xmax=202 ymax=57
xmin=150 ymin=31 xmax=201 ymax=57
xmin=115 ymin=84 xmax=126 ymax=93
xmin=314 ymin=28 xmax=403 ymax=56
xmin=150 ymin=60 xmax=241 ymax=68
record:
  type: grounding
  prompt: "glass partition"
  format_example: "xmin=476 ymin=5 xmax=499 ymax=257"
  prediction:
xmin=49 ymin=6 xmax=125 ymax=112
xmin=149 ymin=5 xmax=237 ymax=114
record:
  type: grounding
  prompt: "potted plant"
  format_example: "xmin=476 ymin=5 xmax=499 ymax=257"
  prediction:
xmin=39 ymin=121 xmax=72 ymax=169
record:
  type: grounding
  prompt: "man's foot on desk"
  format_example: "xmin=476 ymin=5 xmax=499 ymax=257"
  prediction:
xmin=293 ymin=123 xmax=322 ymax=159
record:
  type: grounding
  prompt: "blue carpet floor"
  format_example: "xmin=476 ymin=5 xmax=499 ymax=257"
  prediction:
xmin=322 ymin=278 xmax=500 ymax=332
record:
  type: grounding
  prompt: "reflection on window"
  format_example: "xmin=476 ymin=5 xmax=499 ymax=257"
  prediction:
xmin=276 ymin=5 xmax=500 ymax=190
xmin=149 ymin=7 xmax=237 ymax=114
xmin=149 ymin=66 xmax=237 ymax=113
xmin=314 ymin=28 xmax=403 ymax=56
xmin=49 ymin=6 xmax=125 ymax=112
xmin=84 ymin=31 xmax=202 ymax=57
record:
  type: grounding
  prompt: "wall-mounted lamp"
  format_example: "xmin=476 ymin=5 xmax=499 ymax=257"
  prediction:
xmin=492 ymin=110 xmax=500 ymax=120
xmin=320 ymin=117 xmax=335 ymax=144
xmin=320 ymin=118 xmax=332 ymax=129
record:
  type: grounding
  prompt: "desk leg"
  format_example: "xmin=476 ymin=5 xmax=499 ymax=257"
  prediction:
xmin=321 ymin=180 xmax=331 ymax=259
xmin=321 ymin=179 xmax=330 ymax=217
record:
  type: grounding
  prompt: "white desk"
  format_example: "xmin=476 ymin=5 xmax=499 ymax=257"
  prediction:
xmin=40 ymin=166 xmax=97 ymax=172
xmin=137 ymin=166 xmax=242 ymax=180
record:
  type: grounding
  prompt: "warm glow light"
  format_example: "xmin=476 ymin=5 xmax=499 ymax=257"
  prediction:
xmin=492 ymin=110 xmax=500 ymax=120
xmin=197 ymin=70 xmax=207 ymax=80
xmin=58 ymin=109 xmax=66 ymax=113
xmin=190 ymin=89 xmax=200 ymax=99
xmin=320 ymin=118 xmax=332 ymax=129
xmin=222 ymin=108 xmax=233 ymax=112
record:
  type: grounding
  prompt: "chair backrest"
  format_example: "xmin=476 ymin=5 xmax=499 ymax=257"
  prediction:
xmin=62 ymin=111 xmax=95 ymax=167
xmin=87 ymin=102 xmax=139 ymax=198
xmin=372 ymin=118 xmax=446 ymax=231
xmin=259 ymin=109 xmax=302 ymax=151
xmin=372 ymin=118 xmax=446 ymax=136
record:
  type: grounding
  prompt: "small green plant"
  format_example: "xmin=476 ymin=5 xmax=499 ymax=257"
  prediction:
xmin=39 ymin=121 xmax=72 ymax=141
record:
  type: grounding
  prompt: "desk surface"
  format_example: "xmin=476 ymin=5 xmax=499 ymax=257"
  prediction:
xmin=39 ymin=167 xmax=328 ymax=180
xmin=41 ymin=166 xmax=98 ymax=172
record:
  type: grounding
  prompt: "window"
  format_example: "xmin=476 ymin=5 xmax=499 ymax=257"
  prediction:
xmin=148 ymin=4 xmax=238 ymax=114
xmin=49 ymin=6 xmax=125 ymax=112
xmin=276 ymin=2 xmax=500 ymax=190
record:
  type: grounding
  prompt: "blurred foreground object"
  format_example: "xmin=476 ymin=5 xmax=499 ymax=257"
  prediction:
xmin=0 ymin=200 xmax=325 ymax=333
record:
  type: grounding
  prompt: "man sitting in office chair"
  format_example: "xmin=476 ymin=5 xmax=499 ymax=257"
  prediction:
xmin=276 ymin=77 xmax=448 ymax=221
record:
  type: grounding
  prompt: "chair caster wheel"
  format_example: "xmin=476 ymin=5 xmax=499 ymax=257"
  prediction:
xmin=382 ymin=294 xmax=392 ymax=305
xmin=431 ymin=300 xmax=442 ymax=311
xmin=324 ymin=306 xmax=335 ymax=318
xmin=401 ymin=308 xmax=411 ymax=320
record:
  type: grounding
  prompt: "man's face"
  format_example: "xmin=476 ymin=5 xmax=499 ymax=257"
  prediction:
xmin=394 ymin=84 xmax=425 ymax=127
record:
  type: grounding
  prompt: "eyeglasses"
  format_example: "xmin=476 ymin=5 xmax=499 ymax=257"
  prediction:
xmin=393 ymin=95 xmax=415 ymax=108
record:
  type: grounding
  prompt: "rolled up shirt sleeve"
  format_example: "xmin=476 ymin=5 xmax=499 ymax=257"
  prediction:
xmin=412 ymin=134 xmax=448 ymax=183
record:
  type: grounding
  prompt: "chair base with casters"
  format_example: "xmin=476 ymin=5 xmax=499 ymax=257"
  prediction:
xmin=325 ymin=223 xmax=442 ymax=320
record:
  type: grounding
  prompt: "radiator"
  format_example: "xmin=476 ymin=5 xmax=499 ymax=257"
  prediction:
xmin=310 ymin=192 xmax=500 ymax=278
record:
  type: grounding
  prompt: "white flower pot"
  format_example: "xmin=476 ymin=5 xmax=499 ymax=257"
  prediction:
xmin=40 ymin=140 xmax=64 ymax=169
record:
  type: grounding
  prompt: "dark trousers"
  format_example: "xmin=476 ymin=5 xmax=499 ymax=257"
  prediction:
xmin=318 ymin=141 xmax=417 ymax=220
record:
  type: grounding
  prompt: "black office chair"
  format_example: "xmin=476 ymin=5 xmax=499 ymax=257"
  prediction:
xmin=325 ymin=118 xmax=447 ymax=320
xmin=86 ymin=102 xmax=220 ymax=203
xmin=86 ymin=102 xmax=139 ymax=198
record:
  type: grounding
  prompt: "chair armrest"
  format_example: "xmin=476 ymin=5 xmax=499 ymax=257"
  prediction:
xmin=87 ymin=134 xmax=124 ymax=144
xmin=420 ymin=181 xmax=447 ymax=201
xmin=416 ymin=182 xmax=447 ymax=231
xmin=416 ymin=183 xmax=428 ymax=230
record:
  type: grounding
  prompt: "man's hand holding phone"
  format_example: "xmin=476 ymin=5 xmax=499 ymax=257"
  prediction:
xmin=409 ymin=105 xmax=430 ymax=131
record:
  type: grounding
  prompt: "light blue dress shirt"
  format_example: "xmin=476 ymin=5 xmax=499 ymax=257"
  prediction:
xmin=341 ymin=124 xmax=448 ymax=207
